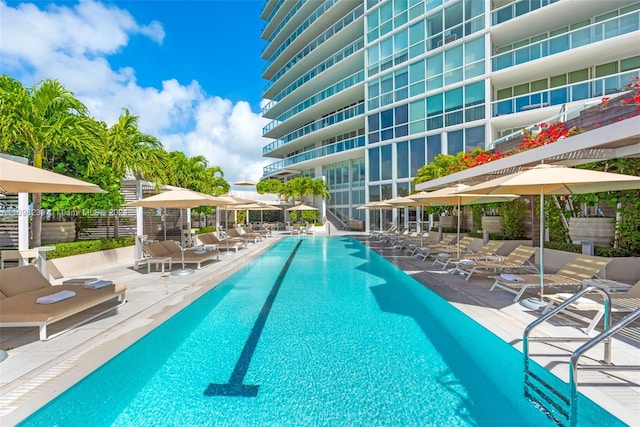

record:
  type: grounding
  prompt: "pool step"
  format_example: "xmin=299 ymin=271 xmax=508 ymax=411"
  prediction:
xmin=524 ymin=368 xmax=569 ymax=426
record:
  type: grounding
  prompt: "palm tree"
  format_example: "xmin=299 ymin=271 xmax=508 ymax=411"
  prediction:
xmin=103 ymin=108 xmax=168 ymax=237
xmin=285 ymin=176 xmax=312 ymax=205
xmin=0 ymin=77 xmax=101 ymax=247
xmin=309 ymin=178 xmax=331 ymax=206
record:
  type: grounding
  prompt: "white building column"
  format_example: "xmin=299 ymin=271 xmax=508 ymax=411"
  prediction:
xmin=18 ymin=193 xmax=28 ymax=252
xmin=135 ymin=179 xmax=144 ymax=260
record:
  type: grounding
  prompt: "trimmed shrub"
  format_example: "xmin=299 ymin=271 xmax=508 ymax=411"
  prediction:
xmin=195 ymin=226 xmax=216 ymax=235
xmin=46 ymin=237 xmax=135 ymax=260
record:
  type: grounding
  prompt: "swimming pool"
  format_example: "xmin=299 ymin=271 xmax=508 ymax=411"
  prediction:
xmin=22 ymin=237 xmax=622 ymax=426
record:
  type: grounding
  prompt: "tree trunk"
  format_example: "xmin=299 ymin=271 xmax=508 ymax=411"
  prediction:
xmin=31 ymin=192 xmax=42 ymax=248
xmin=31 ymin=151 xmax=43 ymax=248
xmin=114 ymin=211 xmax=120 ymax=238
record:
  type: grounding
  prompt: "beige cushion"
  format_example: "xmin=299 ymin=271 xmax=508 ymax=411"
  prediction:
xmin=144 ymin=242 xmax=171 ymax=257
xmin=160 ymin=240 xmax=182 ymax=255
xmin=0 ymin=265 xmax=51 ymax=297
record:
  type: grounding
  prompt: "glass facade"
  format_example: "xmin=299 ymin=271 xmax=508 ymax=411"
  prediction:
xmin=261 ymin=0 xmax=640 ymax=231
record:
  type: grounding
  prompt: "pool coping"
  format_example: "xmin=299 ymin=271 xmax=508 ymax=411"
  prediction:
xmin=0 ymin=233 xmax=638 ymax=425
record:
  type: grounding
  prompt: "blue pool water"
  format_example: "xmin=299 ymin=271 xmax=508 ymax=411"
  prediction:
xmin=22 ymin=237 xmax=622 ymax=426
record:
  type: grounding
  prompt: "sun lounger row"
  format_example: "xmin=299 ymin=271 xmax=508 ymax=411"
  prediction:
xmin=143 ymin=240 xmax=220 ymax=269
xmin=0 ymin=265 xmax=127 ymax=340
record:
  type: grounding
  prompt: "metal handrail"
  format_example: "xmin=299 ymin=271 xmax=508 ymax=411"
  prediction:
xmin=523 ymin=287 xmax=640 ymax=427
xmin=523 ymin=287 xmax=612 ymax=371
xmin=568 ymin=309 xmax=640 ymax=427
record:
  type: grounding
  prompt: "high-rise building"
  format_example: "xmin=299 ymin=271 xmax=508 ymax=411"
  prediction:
xmin=260 ymin=0 xmax=640 ymax=230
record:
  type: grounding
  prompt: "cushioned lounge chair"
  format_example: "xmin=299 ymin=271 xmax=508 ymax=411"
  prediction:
xmin=227 ymin=228 xmax=257 ymax=244
xmin=443 ymin=240 xmax=505 ymax=271
xmin=196 ymin=233 xmax=245 ymax=252
xmin=413 ymin=234 xmax=457 ymax=261
xmin=451 ymin=244 xmax=538 ymax=281
xmin=430 ymin=237 xmax=476 ymax=268
xmin=489 ymin=254 xmax=611 ymax=302
xmin=0 ymin=265 xmax=127 ymax=340
xmin=541 ymin=280 xmax=640 ymax=334
xmin=371 ymin=225 xmax=396 ymax=240
xmin=144 ymin=240 xmax=219 ymax=269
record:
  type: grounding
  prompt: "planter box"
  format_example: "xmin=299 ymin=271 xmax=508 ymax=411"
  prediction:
xmin=568 ymin=217 xmax=615 ymax=246
xmin=45 ymin=246 xmax=134 ymax=282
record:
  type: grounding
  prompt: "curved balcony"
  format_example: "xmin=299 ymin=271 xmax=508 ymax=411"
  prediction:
xmin=492 ymin=70 xmax=639 ymax=117
xmin=264 ymin=0 xmax=339 ymax=62
xmin=262 ymin=37 xmax=364 ymax=112
xmin=262 ymin=70 xmax=365 ymax=135
xmin=263 ymin=135 xmax=365 ymax=175
xmin=492 ymin=10 xmax=639 ymax=72
xmin=492 ymin=0 xmax=559 ymax=26
xmin=263 ymin=102 xmax=365 ymax=155
xmin=263 ymin=0 xmax=306 ymax=51
xmin=262 ymin=2 xmax=364 ymax=79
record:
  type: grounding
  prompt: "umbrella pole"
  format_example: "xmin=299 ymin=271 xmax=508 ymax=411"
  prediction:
xmin=456 ymin=198 xmax=461 ymax=261
xmin=539 ymin=188 xmax=545 ymax=300
xmin=172 ymin=208 xmax=194 ymax=276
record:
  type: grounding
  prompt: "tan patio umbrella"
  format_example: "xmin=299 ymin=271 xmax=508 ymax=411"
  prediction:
xmin=233 ymin=202 xmax=281 ymax=227
xmin=357 ymin=201 xmax=394 ymax=231
xmin=217 ymin=194 xmax=258 ymax=229
xmin=408 ymin=184 xmax=519 ymax=260
xmin=0 ymin=157 xmax=104 ymax=194
xmin=232 ymin=180 xmax=255 ymax=186
xmin=286 ymin=203 xmax=318 ymax=211
xmin=126 ymin=189 xmax=229 ymax=275
xmin=463 ymin=163 xmax=640 ymax=300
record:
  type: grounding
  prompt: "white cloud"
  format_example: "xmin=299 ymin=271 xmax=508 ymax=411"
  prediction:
xmin=0 ymin=0 xmax=269 ymax=185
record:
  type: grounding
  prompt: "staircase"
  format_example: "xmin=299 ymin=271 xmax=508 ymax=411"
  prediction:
xmin=325 ymin=209 xmax=348 ymax=232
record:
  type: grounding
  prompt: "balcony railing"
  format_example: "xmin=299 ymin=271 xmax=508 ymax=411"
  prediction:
xmin=262 ymin=37 xmax=364 ymax=112
xmin=263 ymin=70 xmax=365 ymax=135
xmin=265 ymin=0 xmax=338 ymax=62
xmin=263 ymin=102 xmax=365 ymax=154
xmin=263 ymin=3 xmax=364 ymax=76
xmin=263 ymin=0 xmax=306 ymax=50
xmin=262 ymin=0 xmax=286 ymax=32
xmin=492 ymin=0 xmax=559 ymax=26
xmin=493 ymin=10 xmax=640 ymax=71
xmin=263 ymin=135 xmax=365 ymax=175
xmin=492 ymin=70 xmax=639 ymax=117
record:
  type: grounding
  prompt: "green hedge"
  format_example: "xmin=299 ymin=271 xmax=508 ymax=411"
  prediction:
xmin=46 ymin=237 xmax=136 ymax=260
xmin=544 ymin=241 xmax=631 ymax=257
xmin=195 ymin=226 xmax=216 ymax=235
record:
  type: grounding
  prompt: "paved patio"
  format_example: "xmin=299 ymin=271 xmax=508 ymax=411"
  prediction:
xmin=0 ymin=231 xmax=638 ymax=425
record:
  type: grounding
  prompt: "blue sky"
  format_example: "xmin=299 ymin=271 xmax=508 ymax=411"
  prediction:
xmin=0 ymin=0 xmax=270 ymax=184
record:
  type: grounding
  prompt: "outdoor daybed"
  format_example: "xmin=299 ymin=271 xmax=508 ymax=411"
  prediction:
xmin=0 ymin=265 xmax=127 ymax=340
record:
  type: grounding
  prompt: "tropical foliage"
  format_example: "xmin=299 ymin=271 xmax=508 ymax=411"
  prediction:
xmin=257 ymin=176 xmax=330 ymax=206
xmin=0 ymin=76 xmax=229 ymax=246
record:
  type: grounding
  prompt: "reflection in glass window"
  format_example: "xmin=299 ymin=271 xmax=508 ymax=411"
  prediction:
xmin=381 ymin=145 xmax=392 ymax=180
xmin=410 ymin=137 xmax=426 ymax=176
xmin=447 ymin=129 xmax=464 ymax=154
xmin=369 ymin=147 xmax=380 ymax=182
xmin=465 ymin=125 xmax=485 ymax=151
xmin=381 ymin=108 xmax=394 ymax=129
xmin=397 ymin=141 xmax=409 ymax=178
xmin=427 ymin=134 xmax=441 ymax=162
xmin=395 ymin=104 xmax=408 ymax=124
xmin=368 ymin=114 xmax=379 ymax=131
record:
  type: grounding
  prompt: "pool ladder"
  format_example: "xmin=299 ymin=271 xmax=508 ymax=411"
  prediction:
xmin=522 ymin=286 xmax=640 ymax=427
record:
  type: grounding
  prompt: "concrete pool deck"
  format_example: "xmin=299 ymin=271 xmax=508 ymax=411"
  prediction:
xmin=0 ymin=232 xmax=638 ymax=425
